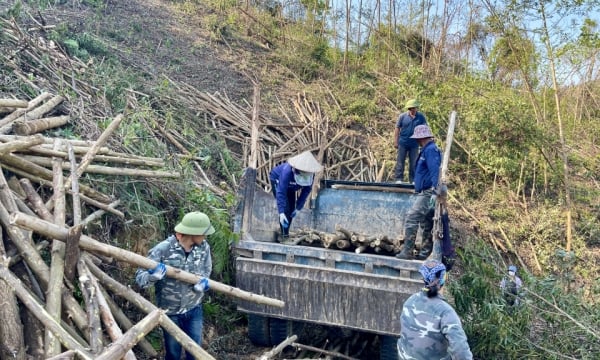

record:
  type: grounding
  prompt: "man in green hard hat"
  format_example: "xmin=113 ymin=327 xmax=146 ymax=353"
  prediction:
xmin=393 ymin=99 xmax=428 ymax=184
xmin=136 ymin=211 xmax=215 ymax=360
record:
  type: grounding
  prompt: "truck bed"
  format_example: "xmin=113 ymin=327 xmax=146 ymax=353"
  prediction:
xmin=233 ymin=168 xmax=424 ymax=335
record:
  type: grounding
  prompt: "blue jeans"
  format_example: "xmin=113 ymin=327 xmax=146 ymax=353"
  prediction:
xmin=395 ymin=146 xmax=418 ymax=182
xmin=164 ymin=306 xmax=203 ymax=360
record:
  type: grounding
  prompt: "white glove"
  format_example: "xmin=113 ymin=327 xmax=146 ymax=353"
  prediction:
xmin=279 ymin=213 xmax=289 ymax=228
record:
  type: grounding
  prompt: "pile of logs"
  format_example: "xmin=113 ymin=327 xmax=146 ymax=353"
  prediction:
xmin=0 ymin=95 xmax=285 ymax=359
xmin=286 ymin=225 xmax=402 ymax=255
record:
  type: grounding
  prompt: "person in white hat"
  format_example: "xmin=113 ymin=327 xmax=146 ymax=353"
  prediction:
xmin=135 ymin=211 xmax=215 ymax=359
xmin=394 ymin=99 xmax=428 ymax=184
xmin=269 ymin=151 xmax=323 ymax=238
xmin=397 ymin=125 xmax=441 ymax=260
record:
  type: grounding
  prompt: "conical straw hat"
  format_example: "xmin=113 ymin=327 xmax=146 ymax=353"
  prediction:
xmin=287 ymin=151 xmax=323 ymax=173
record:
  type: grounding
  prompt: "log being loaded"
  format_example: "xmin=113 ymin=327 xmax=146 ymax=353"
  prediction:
xmin=10 ymin=211 xmax=285 ymax=309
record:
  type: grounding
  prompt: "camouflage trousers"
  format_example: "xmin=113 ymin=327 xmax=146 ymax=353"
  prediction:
xmin=404 ymin=191 xmax=435 ymax=255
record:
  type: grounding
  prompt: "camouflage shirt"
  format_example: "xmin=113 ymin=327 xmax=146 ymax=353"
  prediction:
xmin=135 ymin=235 xmax=212 ymax=315
xmin=397 ymin=291 xmax=473 ymax=360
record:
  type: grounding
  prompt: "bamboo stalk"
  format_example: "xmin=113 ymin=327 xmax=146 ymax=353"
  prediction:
xmin=76 ymin=114 xmax=124 ymax=179
xmin=0 ymin=99 xmax=29 ymax=108
xmin=99 ymin=286 xmax=158 ymax=357
xmin=0 ymin=266 xmax=93 ymax=360
xmin=11 ymin=212 xmax=285 ymax=308
xmin=95 ymin=309 xmax=161 ymax=360
xmin=0 ymin=134 xmax=45 ymax=155
xmin=0 ymin=92 xmax=53 ymax=128
xmin=13 ymin=115 xmax=70 ymax=135
xmin=83 ymin=256 xmax=215 ymax=360
xmin=19 ymin=154 xmax=180 ymax=178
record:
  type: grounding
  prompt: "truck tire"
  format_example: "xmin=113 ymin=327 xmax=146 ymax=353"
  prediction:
xmin=247 ymin=314 xmax=271 ymax=347
xmin=379 ymin=335 xmax=399 ymax=360
xmin=269 ymin=317 xmax=289 ymax=345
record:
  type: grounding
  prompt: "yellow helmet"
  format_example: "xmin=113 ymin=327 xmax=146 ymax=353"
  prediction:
xmin=405 ymin=99 xmax=420 ymax=109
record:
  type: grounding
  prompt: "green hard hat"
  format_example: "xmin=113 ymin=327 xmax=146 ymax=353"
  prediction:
xmin=174 ymin=211 xmax=215 ymax=235
xmin=405 ymin=99 xmax=421 ymax=109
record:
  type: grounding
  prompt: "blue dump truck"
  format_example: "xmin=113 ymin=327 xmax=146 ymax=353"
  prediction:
xmin=233 ymin=167 xmax=428 ymax=360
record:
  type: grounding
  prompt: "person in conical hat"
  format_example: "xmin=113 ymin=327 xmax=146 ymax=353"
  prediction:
xmin=269 ymin=151 xmax=323 ymax=238
xmin=396 ymin=124 xmax=442 ymax=260
xmin=393 ymin=99 xmax=428 ymax=184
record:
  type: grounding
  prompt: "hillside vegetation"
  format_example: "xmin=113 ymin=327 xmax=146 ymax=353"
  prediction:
xmin=1 ymin=0 xmax=599 ymax=359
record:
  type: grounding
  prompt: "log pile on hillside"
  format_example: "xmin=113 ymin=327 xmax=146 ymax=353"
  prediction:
xmin=0 ymin=10 xmax=394 ymax=359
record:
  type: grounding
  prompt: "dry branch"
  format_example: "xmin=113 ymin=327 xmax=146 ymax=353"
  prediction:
xmin=258 ymin=335 xmax=298 ymax=360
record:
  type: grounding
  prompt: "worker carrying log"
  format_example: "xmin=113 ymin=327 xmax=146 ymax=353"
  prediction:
xmin=269 ymin=150 xmax=323 ymax=239
xmin=135 ymin=211 xmax=215 ymax=360
xmin=397 ymin=125 xmax=443 ymax=260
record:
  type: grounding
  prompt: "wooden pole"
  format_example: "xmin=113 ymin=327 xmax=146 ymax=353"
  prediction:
xmin=0 ymin=265 xmax=93 ymax=360
xmin=83 ymin=256 xmax=215 ymax=360
xmin=0 ymin=99 xmax=29 ymax=108
xmin=429 ymin=111 xmax=456 ymax=261
xmin=11 ymin=212 xmax=286 ymax=308
xmin=95 ymin=309 xmax=161 ymax=360
xmin=249 ymin=83 xmax=260 ymax=168
xmin=13 ymin=115 xmax=70 ymax=135
xmin=0 ymin=134 xmax=45 ymax=155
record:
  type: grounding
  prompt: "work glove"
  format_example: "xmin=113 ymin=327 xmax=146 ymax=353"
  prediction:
xmin=193 ymin=277 xmax=210 ymax=293
xmin=291 ymin=209 xmax=299 ymax=219
xmin=148 ymin=263 xmax=166 ymax=282
xmin=429 ymin=191 xmax=437 ymax=209
xmin=279 ymin=213 xmax=289 ymax=228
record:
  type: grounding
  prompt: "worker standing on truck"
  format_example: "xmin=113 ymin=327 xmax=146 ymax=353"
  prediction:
xmin=269 ymin=150 xmax=323 ymax=238
xmin=394 ymin=99 xmax=428 ymax=184
xmin=135 ymin=211 xmax=215 ymax=360
xmin=397 ymin=259 xmax=473 ymax=360
xmin=396 ymin=124 xmax=442 ymax=260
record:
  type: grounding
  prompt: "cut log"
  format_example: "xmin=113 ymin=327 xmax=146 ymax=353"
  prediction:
xmin=0 ymin=99 xmax=29 ymax=108
xmin=11 ymin=212 xmax=285 ymax=308
xmin=99 ymin=286 xmax=158 ymax=357
xmin=84 ymin=256 xmax=215 ymax=360
xmin=95 ymin=309 xmax=161 ymax=360
xmin=0 ymin=134 xmax=45 ymax=155
xmin=77 ymin=260 xmax=103 ymax=353
xmin=13 ymin=115 xmax=70 ymax=135
xmin=12 ymin=95 xmax=64 ymax=122
xmin=0 ymin=265 xmax=93 ymax=360
xmin=0 ymin=92 xmax=53 ymax=128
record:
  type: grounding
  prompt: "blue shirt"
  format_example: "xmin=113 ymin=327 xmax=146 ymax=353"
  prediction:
xmin=269 ymin=162 xmax=312 ymax=214
xmin=396 ymin=111 xmax=428 ymax=149
xmin=414 ymin=141 xmax=441 ymax=193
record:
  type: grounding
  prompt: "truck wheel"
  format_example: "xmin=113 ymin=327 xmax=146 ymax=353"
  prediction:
xmin=269 ymin=317 xmax=289 ymax=345
xmin=248 ymin=314 xmax=271 ymax=347
xmin=379 ymin=335 xmax=399 ymax=360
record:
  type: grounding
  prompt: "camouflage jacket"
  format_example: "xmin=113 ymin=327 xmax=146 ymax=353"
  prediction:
xmin=135 ymin=235 xmax=212 ymax=315
xmin=397 ymin=291 xmax=473 ymax=360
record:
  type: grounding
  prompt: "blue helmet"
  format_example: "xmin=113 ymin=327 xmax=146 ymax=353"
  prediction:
xmin=508 ymin=265 xmax=517 ymax=273
xmin=419 ymin=259 xmax=447 ymax=286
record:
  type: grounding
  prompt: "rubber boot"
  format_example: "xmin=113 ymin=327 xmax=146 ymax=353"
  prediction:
xmin=396 ymin=239 xmax=415 ymax=259
xmin=416 ymin=237 xmax=432 ymax=260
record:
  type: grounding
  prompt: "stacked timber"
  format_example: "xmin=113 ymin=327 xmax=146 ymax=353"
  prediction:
xmin=284 ymin=225 xmax=402 ymax=255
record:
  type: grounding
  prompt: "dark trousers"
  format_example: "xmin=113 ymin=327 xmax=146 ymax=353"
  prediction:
xmin=395 ymin=146 xmax=419 ymax=182
xmin=163 ymin=305 xmax=203 ymax=360
xmin=270 ymin=180 xmax=297 ymax=237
